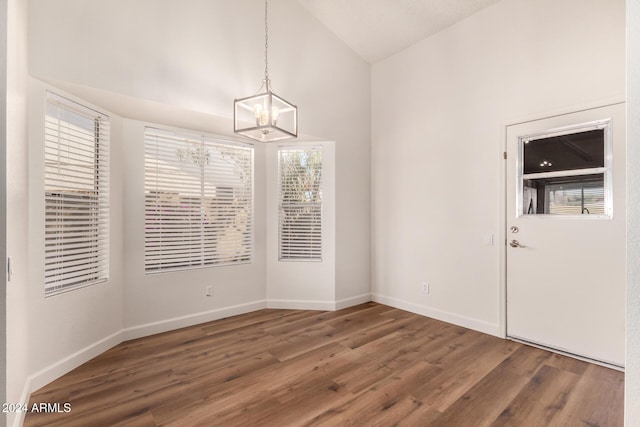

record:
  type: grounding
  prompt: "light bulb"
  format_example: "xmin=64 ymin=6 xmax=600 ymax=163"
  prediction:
xmin=253 ymin=104 xmax=264 ymax=127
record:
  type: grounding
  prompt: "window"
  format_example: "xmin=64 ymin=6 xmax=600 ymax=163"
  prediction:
xmin=44 ymin=92 xmax=109 ymax=296
xmin=545 ymin=177 xmax=605 ymax=215
xmin=278 ymin=147 xmax=322 ymax=261
xmin=144 ymin=127 xmax=253 ymax=273
xmin=518 ymin=121 xmax=612 ymax=217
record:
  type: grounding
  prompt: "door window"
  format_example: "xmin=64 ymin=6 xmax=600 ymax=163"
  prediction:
xmin=517 ymin=121 xmax=612 ymax=217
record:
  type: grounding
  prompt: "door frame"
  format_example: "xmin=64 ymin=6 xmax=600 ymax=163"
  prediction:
xmin=498 ymin=96 xmax=626 ymax=341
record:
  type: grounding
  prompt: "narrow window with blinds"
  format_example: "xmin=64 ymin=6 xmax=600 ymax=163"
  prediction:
xmin=44 ymin=92 xmax=110 ymax=296
xmin=144 ymin=128 xmax=254 ymax=273
xmin=278 ymin=147 xmax=322 ymax=261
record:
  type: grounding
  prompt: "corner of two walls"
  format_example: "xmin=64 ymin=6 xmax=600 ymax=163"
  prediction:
xmin=370 ymin=0 xmax=625 ymax=337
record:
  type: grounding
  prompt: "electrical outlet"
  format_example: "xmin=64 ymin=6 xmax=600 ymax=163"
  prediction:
xmin=206 ymin=286 xmax=213 ymax=297
xmin=421 ymin=282 xmax=429 ymax=294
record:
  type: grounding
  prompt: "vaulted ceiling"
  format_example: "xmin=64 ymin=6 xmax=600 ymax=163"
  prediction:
xmin=297 ymin=0 xmax=503 ymax=63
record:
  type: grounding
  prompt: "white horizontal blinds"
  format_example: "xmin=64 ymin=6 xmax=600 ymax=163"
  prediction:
xmin=144 ymin=128 xmax=253 ymax=273
xmin=278 ymin=147 xmax=322 ymax=261
xmin=44 ymin=92 xmax=110 ymax=296
xmin=547 ymin=179 xmax=605 ymax=215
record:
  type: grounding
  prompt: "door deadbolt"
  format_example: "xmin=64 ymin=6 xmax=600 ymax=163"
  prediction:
xmin=510 ymin=226 xmax=519 ymax=233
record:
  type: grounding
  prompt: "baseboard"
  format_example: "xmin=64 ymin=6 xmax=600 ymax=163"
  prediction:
xmin=9 ymin=379 xmax=32 ymax=427
xmin=335 ymin=293 xmax=371 ymax=310
xmin=26 ymin=329 xmax=123 ymax=398
xmin=263 ymin=294 xmax=373 ymax=311
xmin=122 ymin=300 xmax=268 ymax=341
xmin=266 ymin=299 xmax=336 ymax=311
xmin=372 ymin=293 xmax=501 ymax=337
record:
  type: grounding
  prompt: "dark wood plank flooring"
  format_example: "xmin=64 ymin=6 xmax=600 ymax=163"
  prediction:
xmin=24 ymin=302 xmax=624 ymax=426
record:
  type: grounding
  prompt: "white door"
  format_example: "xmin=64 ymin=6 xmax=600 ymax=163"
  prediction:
xmin=506 ymin=103 xmax=625 ymax=367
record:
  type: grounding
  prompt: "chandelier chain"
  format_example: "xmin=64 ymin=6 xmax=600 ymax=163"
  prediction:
xmin=264 ymin=0 xmax=269 ymax=88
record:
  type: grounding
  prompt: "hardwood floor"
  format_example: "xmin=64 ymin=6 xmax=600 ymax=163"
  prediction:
xmin=24 ymin=303 xmax=624 ymax=426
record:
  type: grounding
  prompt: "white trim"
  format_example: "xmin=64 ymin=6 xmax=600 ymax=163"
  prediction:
xmin=372 ymin=293 xmax=501 ymax=337
xmin=6 ymin=341 xmax=115 ymax=427
xmin=499 ymin=123 xmax=508 ymax=338
xmin=29 ymin=331 xmax=122 ymax=392
xmin=522 ymin=167 xmax=606 ymax=180
xmin=122 ymin=300 xmax=267 ymax=341
xmin=266 ymin=298 xmax=335 ymax=311
xmin=335 ymin=293 xmax=371 ymax=310
xmin=10 ymin=379 xmax=32 ymax=427
xmin=21 ymin=331 xmax=122 ymax=426
xmin=264 ymin=295 xmax=371 ymax=311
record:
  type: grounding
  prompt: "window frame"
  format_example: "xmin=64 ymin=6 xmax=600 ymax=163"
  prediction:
xmin=144 ymin=126 xmax=255 ymax=274
xmin=516 ymin=119 xmax=613 ymax=219
xmin=44 ymin=91 xmax=110 ymax=296
xmin=277 ymin=146 xmax=323 ymax=262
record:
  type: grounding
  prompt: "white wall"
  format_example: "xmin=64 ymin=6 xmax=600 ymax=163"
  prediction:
xmin=122 ymin=119 xmax=267 ymax=337
xmin=626 ymin=0 xmax=640 ymax=423
xmin=28 ymin=0 xmax=372 ymax=312
xmin=266 ymin=142 xmax=336 ymax=309
xmin=371 ymin=0 xmax=625 ymax=335
xmin=28 ymin=0 xmax=372 ymax=307
xmin=5 ymin=0 xmax=30 ymax=426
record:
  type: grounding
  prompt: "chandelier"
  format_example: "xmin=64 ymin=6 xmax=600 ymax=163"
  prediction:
xmin=234 ymin=0 xmax=298 ymax=142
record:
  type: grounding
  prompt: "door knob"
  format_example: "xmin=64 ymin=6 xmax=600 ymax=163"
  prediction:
xmin=509 ymin=239 xmax=521 ymax=248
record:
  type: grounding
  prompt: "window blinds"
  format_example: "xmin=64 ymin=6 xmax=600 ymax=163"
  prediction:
xmin=144 ymin=128 xmax=254 ymax=273
xmin=278 ymin=147 xmax=322 ymax=261
xmin=44 ymin=92 xmax=110 ymax=296
xmin=546 ymin=179 xmax=606 ymax=215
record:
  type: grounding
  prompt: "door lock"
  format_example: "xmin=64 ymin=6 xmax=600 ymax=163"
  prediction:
xmin=509 ymin=239 xmax=522 ymax=248
xmin=510 ymin=226 xmax=519 ymax=234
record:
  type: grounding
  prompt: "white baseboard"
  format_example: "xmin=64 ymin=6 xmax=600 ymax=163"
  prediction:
xmin=266 ymin=294 xmax=371 ymax=311
xmin=335 ymin=293 xmax=371 ymax=310
xmin=16 ymin=329 xmax=124 ymax=426
xmin=10 ymin=379 xmax=32 ymax=427
xmin=372 ymin=293 xmax=501 ymax=337
xmin=266 ymin=299 xmax=336 ymax=311
xmin=122 ymin=300 xmax=267 ymax=341
xmin=28 ymin=330 xmax=123 ymax=393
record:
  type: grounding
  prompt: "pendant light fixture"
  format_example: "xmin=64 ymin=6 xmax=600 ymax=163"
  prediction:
xmin=234 ymin=0 xmax=297 ymax=142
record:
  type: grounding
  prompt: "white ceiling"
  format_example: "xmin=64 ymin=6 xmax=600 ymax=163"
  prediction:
xmin=297 ymin=0 xmax=503 ymax=63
